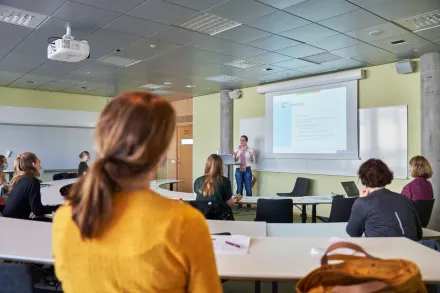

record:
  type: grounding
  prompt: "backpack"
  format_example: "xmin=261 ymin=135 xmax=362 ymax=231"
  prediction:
xmin=297 ymin=242 xmax=426 ymax=293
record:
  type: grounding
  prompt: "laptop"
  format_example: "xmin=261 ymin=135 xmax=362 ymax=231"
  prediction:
xmin=219 ymin=154 xmax=235 ymax=165
xmin=341 ymin=181 xmax=360 ymax=197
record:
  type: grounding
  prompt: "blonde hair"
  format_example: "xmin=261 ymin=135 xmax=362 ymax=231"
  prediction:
xmin=67 ymin=91 xmax=176 ymax=239
xmin=410 ymin=156 xmax=433 ymax=179
xmin=200 ymin=154 xmax=223 ymax=196
xmin=8 ymin=152 xmax=40 ymax=193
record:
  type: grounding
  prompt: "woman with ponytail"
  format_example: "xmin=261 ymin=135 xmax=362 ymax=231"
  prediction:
xmin=194 ymin=154 xmax=242 ymax=206
xmin=53 ymin=91 xmax=222 ymax=293
xmin=2 ymin=152 xmax=58 ymax=219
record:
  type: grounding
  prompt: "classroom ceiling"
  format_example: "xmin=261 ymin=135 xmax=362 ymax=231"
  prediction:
xmin=0 ymin=0 xmax=439 ymax=100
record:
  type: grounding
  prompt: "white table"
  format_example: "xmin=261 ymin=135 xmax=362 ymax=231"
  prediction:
xmin=207 ymin=220 xmax=266 ymax=237
xmin=267 ymin=223 xmax=440 ymax=240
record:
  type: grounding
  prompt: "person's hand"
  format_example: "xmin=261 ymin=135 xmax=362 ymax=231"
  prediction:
xmin=250 ymin=151 xmax=255 ymax=162
xmin=360 ymin=188 xmax=370 ymax=197
xmin=235 ymin=194 xmax=243 ymax=201
xmin=233 ymin=151 xmax=237 ymax=159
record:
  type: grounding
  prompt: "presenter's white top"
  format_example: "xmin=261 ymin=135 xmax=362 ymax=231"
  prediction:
xmin=234 ymin=147 xmax=255 ymax=167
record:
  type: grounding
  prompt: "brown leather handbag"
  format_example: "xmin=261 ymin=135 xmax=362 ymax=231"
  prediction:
xmin=296 ymin=242 xmax=427 ymax=293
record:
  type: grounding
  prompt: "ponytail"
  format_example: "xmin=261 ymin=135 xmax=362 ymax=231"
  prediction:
xmin=8 ymin=153 xmax=39 ymax=194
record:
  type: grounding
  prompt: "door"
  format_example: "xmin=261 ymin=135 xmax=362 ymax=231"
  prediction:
xmin=177 ymin=125 xmax=193 ymax=192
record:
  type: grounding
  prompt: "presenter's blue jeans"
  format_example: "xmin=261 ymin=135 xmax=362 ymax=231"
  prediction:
xmin=236 ymin=167 xmax=252 ymax=208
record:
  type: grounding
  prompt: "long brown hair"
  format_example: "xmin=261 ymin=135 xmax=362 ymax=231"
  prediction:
xmin=68 ymin=91 xmax=176 ymax=239
xmin=8 ymin=152 xmax=40 ymax=193
xmin=0 ymin=155 xmax=6 ymax=184
xmin=200 ymin=154 xmax=223 ymax=196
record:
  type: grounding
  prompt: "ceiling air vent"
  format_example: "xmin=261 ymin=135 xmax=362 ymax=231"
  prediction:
xmin=177 ymin=12 xmax=241 ymax=36
xmin=0 ymin=4 xmax=47 ymax=28
xmin=223 ymin=59 xmax=264 ymax=69
xmin=300 ymin=53 xmax=342 ymax=64
xmin=390 ymin=40 xmax=407 ymax=45
xmin=205 ymin=75 xmax=243 ymax=83
xmin=396 ymin=9 xmax=440 ymax=32
xmin=97 ymin=55 xmax=141 ymax=67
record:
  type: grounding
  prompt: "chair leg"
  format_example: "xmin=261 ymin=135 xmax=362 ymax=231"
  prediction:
xmin=301 ymin=205 xmax=307 ymax=223
xmin=272 ymin=281 xmax=278 ymax=293
xmin=255 ymin=281 xmax=261 ymax=293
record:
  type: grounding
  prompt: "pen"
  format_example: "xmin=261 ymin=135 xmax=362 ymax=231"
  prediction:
xmin=225 ymin=241 xmax=242 ymax=248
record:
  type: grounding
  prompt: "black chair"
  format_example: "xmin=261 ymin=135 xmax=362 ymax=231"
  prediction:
xmin=277 ymin=177 xmax=310 ymax=197
xmin=60 ymin=183 xmax=73 ymax=197
xmin=189 ymin=201 xmax=234 ymax=221
xmin=0 ymin=263 xmax=33 ymax=293
xmin=317 ymin=197 xmax=357 ymax=223
xmin=255 ymin=198 xmax=293 ymax=223
xmin=412 ymin=199 xmax=435 ymax=228
xmin=52 ymin=172 xmax=78 ymax=181
xmin=52 ymin=173 xmax=64 ymax=181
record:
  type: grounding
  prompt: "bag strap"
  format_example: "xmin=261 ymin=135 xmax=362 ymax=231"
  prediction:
xmin=321 ymin=242 xmax=378 ymax=265
xmin=332 ymin=281 xmax=392 ymax=293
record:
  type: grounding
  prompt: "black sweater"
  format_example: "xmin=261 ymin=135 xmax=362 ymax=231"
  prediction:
xmin=2 ymin=176 xmax=57 ymax=219
xmin=346 ymin=189 xmax=423 ymax=241
xmin=78 ymin=162 xmax=89 ymax=175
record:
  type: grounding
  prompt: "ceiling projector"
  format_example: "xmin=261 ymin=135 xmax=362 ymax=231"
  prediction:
xmin=47 ymin=27 xmax=90 ymax=62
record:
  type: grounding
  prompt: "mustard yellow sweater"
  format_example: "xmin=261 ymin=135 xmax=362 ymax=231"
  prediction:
xmin=53 ymin=189 xmax=223 ymax=293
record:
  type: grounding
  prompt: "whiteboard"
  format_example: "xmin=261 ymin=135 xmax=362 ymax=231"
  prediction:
xmin=240 ymin=105 xmax=408 ymax=179
xmin=0 ymin=124 xmax=95 ymax=170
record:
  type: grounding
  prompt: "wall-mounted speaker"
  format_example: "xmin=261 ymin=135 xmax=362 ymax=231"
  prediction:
xmin=395 ymin=59 xmax=415 ymax=74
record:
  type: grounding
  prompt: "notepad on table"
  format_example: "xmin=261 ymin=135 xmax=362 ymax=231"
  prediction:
xmin=212 ymin=235 xmax=251 ymax=255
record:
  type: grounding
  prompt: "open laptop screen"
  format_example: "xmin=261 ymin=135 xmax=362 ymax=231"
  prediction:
xmin=341 ymin=181 xmax=359 ymax=197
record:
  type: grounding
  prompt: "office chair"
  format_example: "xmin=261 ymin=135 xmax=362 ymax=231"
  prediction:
xmin=277 ymin=177 xmax=310 ymax=197
xmin=189 ymin=201 xmax=234 ymax=221
xmin=52 ymin=173 xmax=64 ymax=181
xmin=412 ymin=198 xmax=435 ymax=228
xmin=317 ymin=197 xmax=357 ymax=223
xmin=255 ymin=198 xmax=293 ymax=223
xmin=0 ymin=263 xmax=33 ymax=293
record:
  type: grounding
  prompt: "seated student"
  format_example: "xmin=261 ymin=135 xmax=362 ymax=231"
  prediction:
xmin=0 ymin=155 xmax=8 ymax=210
xmin=53 ymin=91 xmax=222 ymax=293
xmin=402 ymin=155 xmax=434 ymax=201
xmin=2 ymin=152 xmax=58 ymax=219
xmin=346 ymin=158 xmax=422 ymax=241
xmin=194 ymin=154 xmax=242 ymax=207
xmin=78 ymin=151 xmax=90 ymax=175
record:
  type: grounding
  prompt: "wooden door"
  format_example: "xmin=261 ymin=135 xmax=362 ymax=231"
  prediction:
xmin=177 ymin=125 xmax=193 ymax=192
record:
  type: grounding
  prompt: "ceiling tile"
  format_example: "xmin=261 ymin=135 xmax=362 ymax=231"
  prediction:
xmin=280 ymin=23 xmax=339 ymax=43
xmin=254 ymin=70 xmax=305 ymax=82
xmin=257 ymin=0 xmax=307 ymax=9
xmin=149 ymin=27 xmax=204 ymax=45
xmin=104 ymin=15 xmax=167 ymax=37
xmin=28 ymin=61 xmax=85 ymax=78
xmin=0 ymin=36 xmax=25 ymax=59
xmin=86 ymin=85 xmax=115 ymax=97
xmin=69 ymin=63 xmax=119 ymax=78
xmin=276 ymin=44 xmax=326 ymax=58
xmin=234 ymin=65 xmax=288 ymax=78
xmin=332 ymin=43 xmax=393 ymax=58
xmin=127 ymin=0 xmax=198 ymax=25
xmin=363 ymin=0 xmax=440 ymax=21
xmin=321 ymin=58 xmax=368 ymax=70
xmin=346 ymin=0 xmax=389 ymax=9
xmin=0 ymin=0 xmax=66 ymax=15
xmin=247 ymin=35 xmax=301 ymax=51
xmin=245 ymin=10 xmax=310 ymax=34
xmin=53 ymin=1 xmax=120 ymax=27
xmin=272 ymin=59 xmax=316 ymax=69
xmin=284 ymin=0 xmax=358 ymax=22
xmin=205 ymin=0 xmax=276 ymax=23
xmin=370 ymin=33 xmax=429 ymax=53
xmin=395 ymin=42 xmax=440 ymax=59
xmin=85 ymin=40 xmax=119 ymax=61
xmin=76 ymin=80 xmax=110 ymax=91
xmin=0 ymin=22 xmax=32 ymax=40
xmin=8 ymin=80 xmax=43 ymax=89
xmin=114 ymin=38 xmax=180 ymax=60
xmin=70 ymin=0 xmax=144 ymax=13
xmin=16 ymin=74 xmax=55 ymax=84
xmin=346 ymin=22 xmax=409 ymax=42
xmin=188 ymin=35 xmax=236 ymax=53
xmin=86 ymin=28 xmax=142 ymax=50
xmin=319 ymin=9 xmax=386 ymax=33
xmin=164 ymin=0 xmax=227 ymax=10
xmin=0 ymin=55 xmax=45 ymax=74
xmin=0 ymin=71 xmax=22 ymax=86
xmin=416 ymin=27 xmax=440 ymax=42
xmin=217 ymin=43 xmax=268 ymax=58
xmin=37 ymin=81 xmax=77 ymax=91
xmin=352 ymin=54 xmax=399 ymax=65
xmin=307 ymin=34 xmax=362 ymax=51
xmin=62 ymin=87 xmax=88 ymax=94
xmin=215 ymin=25 xmax=271 ymax=43
xmin=248 ymin=52 xmax=292 ymax=64
xmin=297 ymin=64 xmax=327 ymax=74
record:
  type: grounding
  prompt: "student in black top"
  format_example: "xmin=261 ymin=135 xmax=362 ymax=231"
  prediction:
xmin=194 ymin=154 xmax=242 ymax=207
xmin=346 ymin=159 xmax=422 ymax=241
xmin=2 ymin=152 xmax=58 ymax=220
xmin=78 ymin=151 xmax=90 ymax=176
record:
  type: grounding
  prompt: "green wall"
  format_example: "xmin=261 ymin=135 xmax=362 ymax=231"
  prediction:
xmin=193 ymin=62 xmax=421 ymax=216
xmin=0 ymin=86 xmax=108 ymax=181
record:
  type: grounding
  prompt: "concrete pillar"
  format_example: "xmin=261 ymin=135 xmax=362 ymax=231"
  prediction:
xmin=420 ymin=52 xmax=440 ymax=231
xmin=220 ymin=90 xmax=232 ymax=178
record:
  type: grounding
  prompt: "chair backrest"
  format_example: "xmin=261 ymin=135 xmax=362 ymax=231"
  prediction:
xmin=412 ymin=199 xmax=435 ymax=228
xmin=60 ymin=183 xmax=73 ymax=197
xmin=327 ymin=197 xmax=358 ymax=222
xmin=189 ymin=200 xmax=234 ymax=221
xmin=255 ymin=199 xmax=293 ymax=223
xmin=291 ymin=177 xmax=310 ymax=197
xmin=0 ymin=263 xmax=33 ymax=293
xmin=52 ymin=173 xmax=64 ymax=181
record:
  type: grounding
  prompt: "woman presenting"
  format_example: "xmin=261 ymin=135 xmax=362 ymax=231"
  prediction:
xmin=233 ymin=135 xmax=255 ymax=208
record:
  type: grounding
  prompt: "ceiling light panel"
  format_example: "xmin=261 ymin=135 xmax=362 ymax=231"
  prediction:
xmin=205 ymin=75 xmax=243 ymax=83
xmin=176 ymin=12 xmax=241 ymax=35
xmin=299 ymin=53 xmax=343 ymax=64
xmin=141 ymin=84 xmax=170 ymax=90
xmin=397 ymin=9 xmax=440 ymax=32
xmin=0 ymin=5 xmax=47 ymax=28
xmin=152 ymin=89 xmax=174 ymax=95
xmin=223 ymin=59 xmax=264 ymax=69
xmin=96 ymin=55 xmax=142 ymax=67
